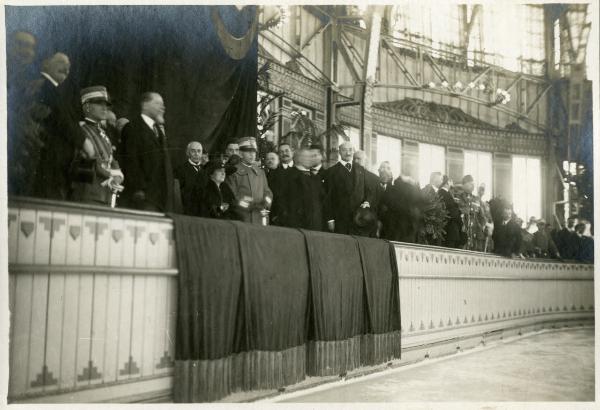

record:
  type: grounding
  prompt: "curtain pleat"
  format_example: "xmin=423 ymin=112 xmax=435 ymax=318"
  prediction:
xmin=171 ymin=215 xmax=401 ymax=402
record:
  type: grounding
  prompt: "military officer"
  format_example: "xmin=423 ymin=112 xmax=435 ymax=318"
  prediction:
xmin=226 ymin=137 xmax=273 ymax=225
xmin=71 ymin=86 xmax=124 ymax=206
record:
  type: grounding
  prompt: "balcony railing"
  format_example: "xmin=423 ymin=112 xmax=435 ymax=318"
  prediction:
xmin=7 ymin=197 xmax=594 ymax=403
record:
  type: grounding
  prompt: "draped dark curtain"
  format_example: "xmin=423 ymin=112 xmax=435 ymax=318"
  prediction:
xmin=5 ymin=5 xmax=257 ymax=161
xmin=171 ymin=215 xmax=401 ymax=402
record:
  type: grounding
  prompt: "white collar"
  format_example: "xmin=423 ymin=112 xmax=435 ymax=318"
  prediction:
xmin=339 ymin=159 xmax=352 ymax=168
xmin=431 ymin=184 xmax=439 ymax=193
xmin=188 ymin=159 xmax=201 ymax=168
xmin=313 ymin=164 xmax=322 ymax=171
xmin=41 ymin=72 xmax=59 ymax=87
xmin=295 ymin=165 xmax=309 ymax=172
xmin=281 ymin=161 xmax=294 ymax=169
xmin=141 ymin=113 xmax=156 ymax=130
xmin=84 ymin=117 xmax=98 ymax=124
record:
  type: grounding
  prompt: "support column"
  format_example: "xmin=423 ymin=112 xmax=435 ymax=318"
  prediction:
xmin=360 ymin=6 xmax=383 ymax=169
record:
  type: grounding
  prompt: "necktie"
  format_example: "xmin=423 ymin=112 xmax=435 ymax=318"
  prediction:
xmin=154 ymin=124 xmax=165 ymax=146
xmin=345 ymin=163 xmax=352 ymax=172
xmin=310 ymin=168 xmax=318 ymax=176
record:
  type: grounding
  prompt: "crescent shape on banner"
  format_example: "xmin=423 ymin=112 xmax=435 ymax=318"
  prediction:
xmin=211 ymin=6 xmax=258 ymax=60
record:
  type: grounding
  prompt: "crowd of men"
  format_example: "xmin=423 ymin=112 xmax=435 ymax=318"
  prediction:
xmin=6 ymin=31 xmax=593 ymax=263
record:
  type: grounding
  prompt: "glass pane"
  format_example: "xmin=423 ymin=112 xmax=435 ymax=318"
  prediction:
xmin=418 ymin=143 xmax=446 ymax=188
xmin=512 ymin=155 xmax=542 ymax=224
xmin=464 ymin=150 xmax=493 ymax=201
xmin=376 ymin=134 xmax=402 ymax=179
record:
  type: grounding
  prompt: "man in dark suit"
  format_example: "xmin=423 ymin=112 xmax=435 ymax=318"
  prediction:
xmin=174 ymin=141 xmax=207 ymax=215
xmin=422 ymin=172 xmax=442 ymax=198
xmin=574 ymin=222 xmax=594 ymax=262
xmin=120 ymin=92 xmax=175 ymax=212
xmin=267 ymin=144 xmax=295 ymax=225
xmin=279 ymin=148 xmax=325 ymax=231
xmin=492 ymin=206 xmax=522 ymax=257
xmin=554 ymin=216 xmax=579 ymax=259
xmin=438 ymin=176 xmax=463 ymax=248
xmin=324 ymin=141 xmax=374 ymax=235
xmin=309 ymin=144 xmax=326 ymax=182
xmin=379 ymin=175 xmax=423 ymax=243
xmin=32 ymin=52 xmax=94 ymax=200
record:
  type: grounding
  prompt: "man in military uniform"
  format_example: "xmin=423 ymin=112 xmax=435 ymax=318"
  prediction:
xmin=226 ymin=137 xmax=273 ymax=225
xmin=456 ymin=175 xmax=486 ymax=251
xmin=70 ymin=86 xmax=124 ymax=206
xmin=476 ymin=183 xmax=494 ymax=252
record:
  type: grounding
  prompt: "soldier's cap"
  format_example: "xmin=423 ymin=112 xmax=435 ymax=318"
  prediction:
xmin=238 ymin=136 xmax=257 ymax=152
xmin=462 ymin=175 xmax=474 ymax=184
xmin=81 ymin=86 xmax=111 ymax=105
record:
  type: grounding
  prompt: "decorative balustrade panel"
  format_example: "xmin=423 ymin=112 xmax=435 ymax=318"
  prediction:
xmin=6 ymin=198 xmax=594 ymax=402
xmin=8 ymin=198 xmax=178 ymax=402
xmin=395 ymin=245 xmax=594 ymax=347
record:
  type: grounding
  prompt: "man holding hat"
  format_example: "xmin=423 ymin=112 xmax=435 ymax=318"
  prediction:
xmin=226 ymin=136 xmax=273 ymax=224
xmin=70 ymin=86 xmax=124 ymax=206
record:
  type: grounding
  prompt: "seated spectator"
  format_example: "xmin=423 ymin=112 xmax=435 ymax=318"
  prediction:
xmin=197 ymin=159 xmax=237 ymax=220
xmin=70 ymin=86 xmax=124 ymax=206
xmin=532 ymin=219 xmax=560 ymax=259
xmin=174 ymin=141 xmax=207 ymax=215
xmin=492 ymin=206 xmax=522 ymax=258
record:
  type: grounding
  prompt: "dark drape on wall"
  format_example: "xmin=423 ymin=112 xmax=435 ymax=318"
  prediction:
xmin=356 ymin=237 xmax=402 ymax=366
xmin=171 ymin=215 xmax=402 ymax=402
xmin=5 ymin=5 xmax=257 ymax=161
xmin=303 ymin=231 xmax=366 ymax=375
xmin=172 ymin=216 xmax=243 ymax=402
